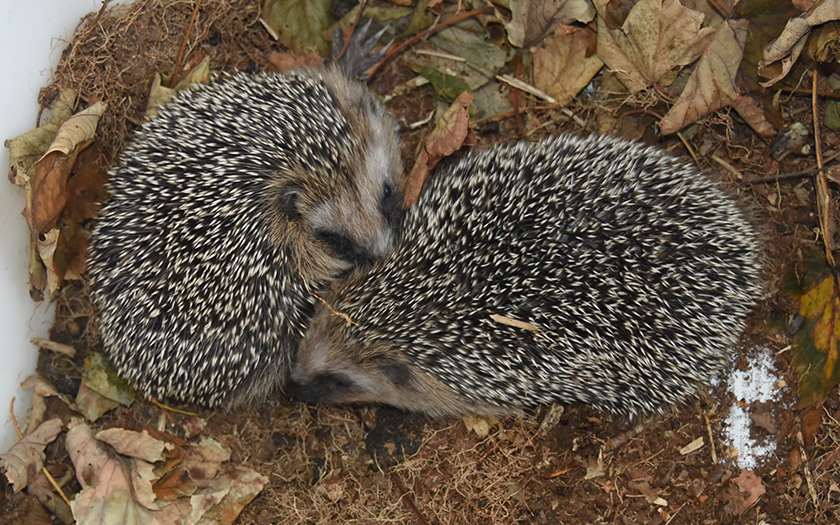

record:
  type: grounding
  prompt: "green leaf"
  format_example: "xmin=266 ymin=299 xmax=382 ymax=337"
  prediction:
xmin=409 ymin=64 xmax=473 ymax=102
xmin=262 ymin=0 xmax=332 ymax=55
xmin=784 ymin=247 xmax=840 ymax=407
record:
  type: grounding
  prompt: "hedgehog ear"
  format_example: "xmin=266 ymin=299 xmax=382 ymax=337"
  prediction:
xmin=371 ymin=356 xmax=411 ymax=385
xmin=279 ymin=186 xmax=303 ymax=220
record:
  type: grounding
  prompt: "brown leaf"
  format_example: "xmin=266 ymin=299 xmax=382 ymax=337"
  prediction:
xmin=0 ymin=418 xmax=63 ymax=492
xmin=659 ymin=19 xmax=747 ymax=134
xmin=533 ymin=25 xmax=604 ymax=107
xmin=96 ymin=428 xmax=174 ymax=464
xmin=728 ymin=470 xmax=766 ymax=515
xmin=62 ymin=141 xmax=111 ymax=224
xmin=506 ymin=0 xmax=596 ymax=48
xmin=760 ymin=0 xmax=840 ymax=86
xmin=596 ymin=0 xmax=715 ymax=93
xmin=731 ymin=96 xmax=777 ymax=138
xmin=802 ymin=404 xmax=823 ymax=447
xmin=403 ymin=92 xmax=476 ymax=209
xmin=749 ymin=403 xmax=778 ymax=434
xmin=146 ymin=56 xmax=211 ymax=118
xmin=27 ymin=150 xmax=81 ymax=235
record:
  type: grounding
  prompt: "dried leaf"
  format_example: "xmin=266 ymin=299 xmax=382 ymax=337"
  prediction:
xmin=96 ymin=428 xmax=173 ymax=463
xmin=729 ymin=470 xmax=766 ymax=515
xmin=44 ymin=101 xmax=107 ymax=157
xmin=195 ymin=467 xmax=268 ymax=524
xmin=759 ymin=0 xmax=840 ymax=86
xmin=660 ymin=19 xmax=747 ymax=134
xmin=730 ymin=96 xmax=776 ymax=138
xmin=533 ymin=25 xmax=604 ymax=107
xmin=27 ymin=151 xmax=80 ymax=235
xmin=807 ymin=20 xmax=840 ymax=61
xmin=20 ymin=376 xmax=61 ymax=435
xmin=5 ymin=89 xmax=76 ymax=186
xmin=506 ymin=0 xmax=596 ymax=47
xmin=596 ymin=0 xmax=715 ymax=93
xmin=35 ymin=229 xmax=61 ymax=293
xmin=403 ymin=92 xmax=476 ymax=209
xmin=71 ymin=460 xmax=159 ymax=525
xmin=82 ymin=352 xmax=136 ymax=407
xmin=145 ymin=56 xmax=211 ymax=118
xmin=75 ymin=382 xmax=120 ymax=423
xmin=0 ymin=418 xmax=63 ymax=492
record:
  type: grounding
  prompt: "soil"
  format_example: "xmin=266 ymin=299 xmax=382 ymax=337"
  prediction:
xmin=10 ymin=1 xmax=840 ymax=524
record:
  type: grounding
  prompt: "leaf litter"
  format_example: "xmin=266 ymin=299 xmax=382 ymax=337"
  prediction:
xmin=2 ymin=0 xmax=840 ymax=523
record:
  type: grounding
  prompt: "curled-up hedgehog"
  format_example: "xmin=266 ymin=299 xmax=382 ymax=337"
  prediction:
xmin=288 ymin=134 xmax=764 ymax=418
xmin=87 ymin=24 xmax=404 ymax=407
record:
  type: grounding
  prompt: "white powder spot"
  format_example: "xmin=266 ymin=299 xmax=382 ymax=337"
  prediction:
xmin=723 ymin=346 xmax=782 ymax=470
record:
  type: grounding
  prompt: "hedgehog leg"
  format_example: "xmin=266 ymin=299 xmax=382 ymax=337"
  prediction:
xmin=331 ymin=18 xmax=392 ymax=79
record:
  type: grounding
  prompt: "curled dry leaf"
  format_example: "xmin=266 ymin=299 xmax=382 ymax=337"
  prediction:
xmin=0 ymin=418 xmax=63 ymax=492
xmin=5 ymin=89 xmax=76 ymax=186
xmin=760 ymin=0 xmax=840 ymax=87
xmin=35 ymin=229 xmax=61 ymax=293
xmin=145 ymin=56 xmax=211 ymax=118
xmin=533 ymin=24 xmax=603 ymax=107
xmin=506 ymin=0 xmax=596 ymax=48
xmin=25 ymin=100 xmax=107 ymax=237
xmin=20 ymin=376 xmax=63 ymax=435
xmin=403 ymin=91 xmax=476 ymax=209
xmin=43 ymin=101 xmax=107 ymax=157
xmin=596 ymin=0 xmax=715 ymax=93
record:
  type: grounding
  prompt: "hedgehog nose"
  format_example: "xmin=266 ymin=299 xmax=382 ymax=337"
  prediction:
xmin=286 ymin=374 xmax=351 ymax=405
xmin=314 ymin=230 xmax=378 ymax=267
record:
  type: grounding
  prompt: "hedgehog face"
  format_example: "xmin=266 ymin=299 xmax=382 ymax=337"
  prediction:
xmin=307 ymin=136 xmax=403 ymax=268
xmin=287 ymin=314 xmax=417 ymax=407
xmin=288 ymin=311 xmax=487 ymax=417
xmin=268 ymin=67 xmax=405 ymax=282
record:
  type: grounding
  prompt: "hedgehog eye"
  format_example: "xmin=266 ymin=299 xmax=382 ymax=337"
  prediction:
xmin=380 ymin=182 xmax=403 ymax=231
xmin=279 ymin=187 xmax=303 ymax=220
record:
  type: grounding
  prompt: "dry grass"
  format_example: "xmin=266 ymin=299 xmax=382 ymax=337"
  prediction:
xmin=47 ymin=0 xmax=266 ymax=158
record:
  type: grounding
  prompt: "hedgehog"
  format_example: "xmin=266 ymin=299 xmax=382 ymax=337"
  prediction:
xmin=286 ymin=134 xmax=764 ymax=418
xmin=86 ymin=23 xmax=404 ymax=408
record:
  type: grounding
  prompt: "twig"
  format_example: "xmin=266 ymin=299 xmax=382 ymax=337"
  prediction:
xmin=367 ymin=6 xmax=493 ymax=82
xmin=704 ymin=412 xmax=717 ymax=464
xmin=796 ymin=430 xmax=819 ymax=508
xmin=148 ymin=396 xmax=201 ymax=419
xmin=31 ymin=337 xmax=76 ymax=357
xmin=812 ymin=69 xmax=836 ymax=266
xmin=472 ymin=104 xmax=585 ymax=129
xmin=335 ymin=0 xmax=368 ymax=63
xmin=300 ymin=273 xmax=355 ymax=325
xmin=171 ymin=0 xmax=203 ymax=85
xmin=390 ymin=472 xmax=430 ymax=525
